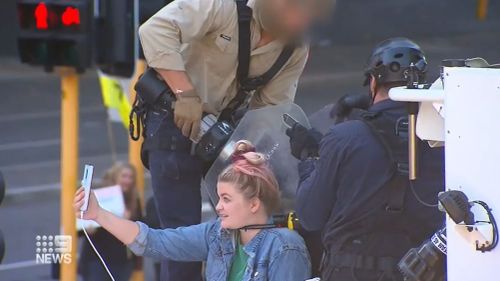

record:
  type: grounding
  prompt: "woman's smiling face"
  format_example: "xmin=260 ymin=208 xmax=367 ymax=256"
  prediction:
xmin=215 ymin=181 xmax=259 ymax=229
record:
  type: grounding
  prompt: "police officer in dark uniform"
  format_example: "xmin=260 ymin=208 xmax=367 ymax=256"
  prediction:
xmin=288 ymin=38 xmax=445 ymax=281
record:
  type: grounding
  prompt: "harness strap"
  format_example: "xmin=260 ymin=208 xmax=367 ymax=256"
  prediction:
xmin=356 ymin=111 xmax=409 ymax=212
xmin=239 ymin=45 xmax=296 ymax=92
xmin=219 ymin=0 xmax=296 ymax=122
xmin=385 ymin=175 xmax=407 ymax=213
xmin=235 ymin=0 xmax=252 ymax=83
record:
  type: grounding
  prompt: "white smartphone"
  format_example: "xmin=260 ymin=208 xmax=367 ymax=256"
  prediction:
xmin=80 ymin=164 xmax=94 ymax=212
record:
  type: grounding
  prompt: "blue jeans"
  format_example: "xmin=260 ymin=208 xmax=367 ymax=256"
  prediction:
xmin=144 ymin=110 xmax=203 ymax=281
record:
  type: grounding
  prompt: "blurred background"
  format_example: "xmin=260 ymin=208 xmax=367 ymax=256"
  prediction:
xmin=0 ymin=0 xmax=499 ymax=280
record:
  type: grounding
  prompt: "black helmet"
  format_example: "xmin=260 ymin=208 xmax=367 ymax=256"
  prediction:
xmin=364 ymin=37 xmax=427 ymax=86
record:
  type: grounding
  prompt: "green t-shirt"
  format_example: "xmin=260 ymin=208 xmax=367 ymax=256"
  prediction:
xmin=227 ymin=241 xmax=249 ymax=281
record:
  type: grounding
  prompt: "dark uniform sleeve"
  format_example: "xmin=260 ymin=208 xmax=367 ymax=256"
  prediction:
xmin=295 ymin=130 xmax=350 ymax=231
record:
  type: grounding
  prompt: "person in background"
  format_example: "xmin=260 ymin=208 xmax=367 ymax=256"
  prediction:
xmin=74 ymin=141 xmax=311 ymax=281
xmin=78 ymin=162 xmax=143 ymax=281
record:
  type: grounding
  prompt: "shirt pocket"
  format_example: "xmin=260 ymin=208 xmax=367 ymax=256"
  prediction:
xmin=214 ymin=33 xmax=237 ymax=54
xmin=249 ymin=261 xmax=269 ymax=281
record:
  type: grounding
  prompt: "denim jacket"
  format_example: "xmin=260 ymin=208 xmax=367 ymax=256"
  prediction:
xmin=128 ymin=219 xmax=311 ymax=281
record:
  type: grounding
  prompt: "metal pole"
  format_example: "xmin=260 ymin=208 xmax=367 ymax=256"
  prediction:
xmin=129 ymin=59 xmax=146 ymax=202
xmin=129 ymin=59 xmax=146 ymax=281
xmin=408 ymin=102 xmax=419 ymax=181
xmin=58 ymin=67 xmax=79 ymax=281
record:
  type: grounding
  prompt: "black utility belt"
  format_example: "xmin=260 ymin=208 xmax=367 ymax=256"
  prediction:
xmin=325 ymin=251 xmax=398 ymax=272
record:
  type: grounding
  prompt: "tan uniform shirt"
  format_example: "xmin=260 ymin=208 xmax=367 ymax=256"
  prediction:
xmin=138 ymin=0 xmax=309 ymax=115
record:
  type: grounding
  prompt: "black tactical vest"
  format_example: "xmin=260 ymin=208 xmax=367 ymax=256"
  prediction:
xmin=321 ymin=109 xmax=434 ymax=280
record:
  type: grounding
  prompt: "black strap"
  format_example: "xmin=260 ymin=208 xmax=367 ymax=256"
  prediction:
xmin=220 ymin=0 xmax=295 ymax=122
xmin=329 ymin=252 xmax=398 ymax=274
xmin=235 ymin=0 xmax=252 ymax=83
xmin=240 ymin=45 xmax=296 ymax=92
xmin=385 ymin=174 xmax=407 ymax=213
xmin=355 ymin=111 xmax=409 ymax=212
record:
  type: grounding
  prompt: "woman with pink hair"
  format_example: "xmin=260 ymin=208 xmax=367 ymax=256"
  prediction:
xmin=74 ymin=140 xmax=311 ymax=281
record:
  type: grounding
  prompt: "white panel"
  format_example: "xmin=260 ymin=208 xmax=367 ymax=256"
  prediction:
xmin=389 ymin=86 xmax=444 ymax=102
xmin=444 ymin=67 xmax=500 ymax=281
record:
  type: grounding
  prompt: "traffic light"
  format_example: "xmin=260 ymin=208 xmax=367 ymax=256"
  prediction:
xmin=0 ymin=170 xmax=5 ymax=263
xmin=94 ymin=0 xmax=136 ymax=77
xmin=16 ymin=0 xmax=93 ymax=72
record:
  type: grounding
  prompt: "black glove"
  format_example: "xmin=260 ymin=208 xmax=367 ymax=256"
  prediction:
xmin=286 ymin=124 xmax=323 ymax=160
xmin=330 ymin=93 xmax=371 ymax=123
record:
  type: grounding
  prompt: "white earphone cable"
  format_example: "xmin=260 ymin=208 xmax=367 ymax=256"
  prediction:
xmin=80 ymin=211 xmax=116 ymax=281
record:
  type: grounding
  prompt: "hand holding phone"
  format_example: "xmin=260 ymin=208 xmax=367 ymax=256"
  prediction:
xmin=76 ymin=164 xmax=116 ymax=281
xmin=284 ymin=114 xmax=322 ymax=160
xmin=80 ymin=164 xmax=94 ymax=212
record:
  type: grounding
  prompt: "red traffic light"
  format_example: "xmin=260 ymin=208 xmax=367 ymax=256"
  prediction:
xmin=34 ymin=2 xmax=48 ymax=30
xmin=19 ymin=1 xmax=82 ymax=31
xmin=61 ymin=7 xmax=80 ymax=26
xmin=17 ymin=0 xmax=92 ymax=72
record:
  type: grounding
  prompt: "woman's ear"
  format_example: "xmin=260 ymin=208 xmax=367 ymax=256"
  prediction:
xmin=249 ymin=197 xmax=261 ymax=214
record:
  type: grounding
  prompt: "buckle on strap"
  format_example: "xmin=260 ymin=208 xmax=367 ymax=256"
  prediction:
xmin=395 ymin=116 xmax=408 ymax=138
xmin=240 ymin=77 xmax=264 ymax=92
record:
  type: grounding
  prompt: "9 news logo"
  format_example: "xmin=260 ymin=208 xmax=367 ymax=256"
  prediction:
xmin=35 ymin=235 xmax=72 ymax=264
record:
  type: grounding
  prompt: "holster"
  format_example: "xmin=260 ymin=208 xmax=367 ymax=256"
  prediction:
xmin=134 ymin=68 xmax=174 ymax=107
xmin=130 ymin=68 xmax=175 ymax=138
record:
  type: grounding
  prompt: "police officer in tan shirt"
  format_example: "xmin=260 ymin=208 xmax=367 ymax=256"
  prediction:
xmin=137 ymin=0 xmax=331 ymax=279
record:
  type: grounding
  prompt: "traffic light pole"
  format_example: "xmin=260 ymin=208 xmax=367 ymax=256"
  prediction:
xmin=58 ymin=67 xmax=79 ymax=281
xmin=129 ymin=59 xmax=146 ymax=281
xmin=477 ymin=0 xmax=488 ymax=20
xmin=129 ymin=59 xmax=146 ymax=204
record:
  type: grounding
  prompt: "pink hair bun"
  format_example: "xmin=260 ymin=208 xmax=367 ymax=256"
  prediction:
xmin=231 ymin=140 xmax=266 ymax=166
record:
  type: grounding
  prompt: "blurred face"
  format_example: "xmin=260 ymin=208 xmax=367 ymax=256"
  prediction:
xmin=259 ymin=0 xmax=316 ymax=40
xmin=117 ymin=168 xmax=135 ymax=192
xmin=215 ymin=182 xmax=261 ymax=229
